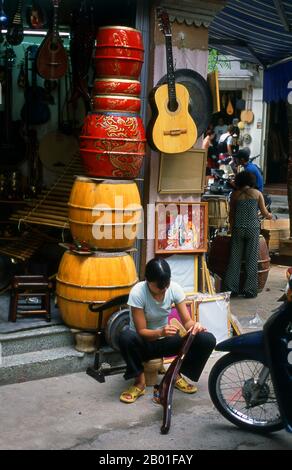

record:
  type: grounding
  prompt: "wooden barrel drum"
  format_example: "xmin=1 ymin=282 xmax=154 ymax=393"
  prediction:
xmin=56 ymin=251 xmax=138 ymax=330
xmin=68 ymin=177 xmax=142 ymax=250
xmin=206 ymin=198 xmax=229 ymax=229
xmin=207 ymin=234 xmax=270 ymax=292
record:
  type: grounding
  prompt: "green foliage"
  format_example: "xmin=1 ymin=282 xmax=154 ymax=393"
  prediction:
xmin=208 ymin=48 xmax=231 ymax=72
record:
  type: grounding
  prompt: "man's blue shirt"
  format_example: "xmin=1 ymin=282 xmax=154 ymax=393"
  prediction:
xmin=245 ymin=162 xmax=264 ymax=192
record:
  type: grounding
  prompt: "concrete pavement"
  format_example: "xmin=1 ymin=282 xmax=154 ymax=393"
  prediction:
xmin=0 ymin=264 xmax=291 ymax=450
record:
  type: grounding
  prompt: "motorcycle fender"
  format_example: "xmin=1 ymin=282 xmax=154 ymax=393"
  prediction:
xmin=215 ymin=331 xmax=267 ymax=363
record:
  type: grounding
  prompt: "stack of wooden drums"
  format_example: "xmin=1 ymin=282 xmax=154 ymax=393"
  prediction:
xmin=56 ymin=26 xmax=145 ymax=331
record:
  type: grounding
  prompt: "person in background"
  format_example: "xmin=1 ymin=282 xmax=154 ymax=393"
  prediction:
xmin=223 ymin=171 xmax=272 ymax=298
xmin=234 ymin=148 xmax=272 ymax=210
xmin=118 ymin=258 xmax=216 ymax=403
xmin=214 ymin=117 xmax=228 ymax=144
xmin=217 ymin=125 xmax=235 ymax=158
xmin=202 ymin=129 xmax=217 ymax=175
xmin=235 ymin=148 xmax=263 ymax=191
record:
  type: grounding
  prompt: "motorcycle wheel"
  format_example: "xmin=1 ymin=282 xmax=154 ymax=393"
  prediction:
xmin=208 ymin=353 xmax=284 ymax=433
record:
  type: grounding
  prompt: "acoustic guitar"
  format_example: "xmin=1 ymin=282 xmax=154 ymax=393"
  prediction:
xmin=147 ymin=9 xmax=197 ymax=154
xmin=36 ymin=0 xmax=68 ymax=80
xmin=6 ymin=0 xmax=24 ymax=46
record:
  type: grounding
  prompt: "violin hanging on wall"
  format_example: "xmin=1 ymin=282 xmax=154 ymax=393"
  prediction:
xmin=36 ymin=0 xmax=68 ymax=80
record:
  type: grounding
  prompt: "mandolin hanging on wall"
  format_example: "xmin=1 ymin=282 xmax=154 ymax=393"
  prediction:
xmin=36 ymin=0 xmax=68 ymax=80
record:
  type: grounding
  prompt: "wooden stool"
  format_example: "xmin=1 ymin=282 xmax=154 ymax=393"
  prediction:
xmin=143 ymin=358 xmax=164 ymax=386
xmin=9 ymin=275 xmax=52 ymax=323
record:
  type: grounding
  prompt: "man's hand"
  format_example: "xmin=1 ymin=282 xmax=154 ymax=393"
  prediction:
xmin=187 ymin=322 xmax=207 ymax=335
xmin=160 ymin=324 xmax=179 ymax=337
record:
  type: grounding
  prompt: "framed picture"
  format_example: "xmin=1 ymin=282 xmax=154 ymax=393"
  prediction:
xmin=194 ymin=293 xmax=231 ymax=343
xmin=158 ymin=149 xmax=207 ymax=194
xmin=155 ymin=202 xmax=208 ymax=254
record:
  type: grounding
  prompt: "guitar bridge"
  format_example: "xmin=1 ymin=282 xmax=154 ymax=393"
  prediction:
xmin=163 ymin=129 xmax=187 ymax=136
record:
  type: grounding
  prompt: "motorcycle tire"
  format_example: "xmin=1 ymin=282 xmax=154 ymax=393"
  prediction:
xmin=208 ymin=353 xmax=284 ymax=434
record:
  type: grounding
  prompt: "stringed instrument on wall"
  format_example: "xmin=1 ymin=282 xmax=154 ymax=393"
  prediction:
xmin=36 ymin=0 xmax=68 ymax=80
xmin=147 ymin=9 xmax=197 ymax=154
xmin=241 ymin=85 xmax=254 ymax=124
xmin=6 ymin=0 xmax=24 ymax=46
xmin=226 ymin=94 xmax=234 ymax=115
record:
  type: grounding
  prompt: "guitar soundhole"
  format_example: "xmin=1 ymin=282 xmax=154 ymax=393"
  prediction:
xmin=167 ymin=100 xmax=178 ymax=113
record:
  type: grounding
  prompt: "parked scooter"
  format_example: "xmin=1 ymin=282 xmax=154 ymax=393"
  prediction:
xmin=208 ymin=271 xmax=292 ymax=434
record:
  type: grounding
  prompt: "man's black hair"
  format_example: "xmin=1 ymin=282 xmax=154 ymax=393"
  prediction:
xmin=233 ymin=147 xmax=251 ymax=162
xmin=234 ymin=170 xmax=256 ymax=189
xmin=145 ymin=258 xmax=171 ymax=290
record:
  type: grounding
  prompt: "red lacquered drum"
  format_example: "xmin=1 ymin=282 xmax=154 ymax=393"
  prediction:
xmin=93 ymin=78 xmax=141 ymax=96
xmin=207 ymin=234 xmax=270 ymax=293
xmin=80 ymin=112 xmax=146 ymax=178
xmin=80 ymin=149 xmax=145 ymax=179
xmin=92 ymin=95 xmax=141 ymax=113
xmin=95 ymin=26 xmax=144 ymax=78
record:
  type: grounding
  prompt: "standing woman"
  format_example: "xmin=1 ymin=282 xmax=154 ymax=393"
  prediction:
xmin=223 ymin=171 xmax=272 ymax=298
xmin=202 ymin=129 xmax=217 ymax=175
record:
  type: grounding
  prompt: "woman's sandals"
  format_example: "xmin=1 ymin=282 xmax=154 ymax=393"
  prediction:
xmin=120 ymin=385 xmax=146 ymax=403
xmin=153 ymin=376 xmax=197 ymax=404
xmin=174 ymin=376 xmax=198 ymax=394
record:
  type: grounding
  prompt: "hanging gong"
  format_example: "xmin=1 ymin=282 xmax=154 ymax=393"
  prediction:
xmin=105 ymin=308 xmax=130 ymax=351
xmin=157 ymin=68 xmax=213 ymax=137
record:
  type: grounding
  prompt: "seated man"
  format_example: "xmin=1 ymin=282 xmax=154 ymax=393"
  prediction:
xmin=118 ymin=258 xmax=216 ymax=403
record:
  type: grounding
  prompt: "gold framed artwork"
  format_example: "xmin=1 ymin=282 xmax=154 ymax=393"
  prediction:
xmin=158 ymin=148 xmax=207 ymax=194
xmin=155 ymin=202 xmax=208 ymax=254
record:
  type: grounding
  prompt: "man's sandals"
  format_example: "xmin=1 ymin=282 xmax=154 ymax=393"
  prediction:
xmin=120 ymin=385 xmax=145 ymax=404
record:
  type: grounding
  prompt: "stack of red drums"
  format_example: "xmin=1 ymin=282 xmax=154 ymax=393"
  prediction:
xmin=79 ymin=26 xmax=146 ymax=179
xmin=56 ymin=26 xmax=145 ymax=331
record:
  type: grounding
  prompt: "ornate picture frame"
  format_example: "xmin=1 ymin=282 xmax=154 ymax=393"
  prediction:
xmin=155 ymin=202 xmax=208 ymax=254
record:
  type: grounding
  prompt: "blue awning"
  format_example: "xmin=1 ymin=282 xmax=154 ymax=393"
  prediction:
xmin=209 ymin=0 xmax=292 ymax=102
xmin=263 ymin=60 xmax=292 ymax=102
xmin=209 ymin=0 xmax=292 ymax=67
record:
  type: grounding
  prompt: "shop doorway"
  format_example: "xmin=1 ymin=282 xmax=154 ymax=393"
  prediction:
xmin=266 ymin=101 xmax=289 ymax=184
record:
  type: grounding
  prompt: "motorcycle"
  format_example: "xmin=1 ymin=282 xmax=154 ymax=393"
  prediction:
xmin=208 ymin=270 xmax=292 ymax=434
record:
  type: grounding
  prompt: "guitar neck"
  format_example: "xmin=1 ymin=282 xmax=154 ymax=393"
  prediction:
xmin=165 ymin=34 xmax=177 ymax=111
xmin=12 ymin=0 xmax=23 ymax=24
xmin=52 ymin=1 xmax=60 ymax=43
